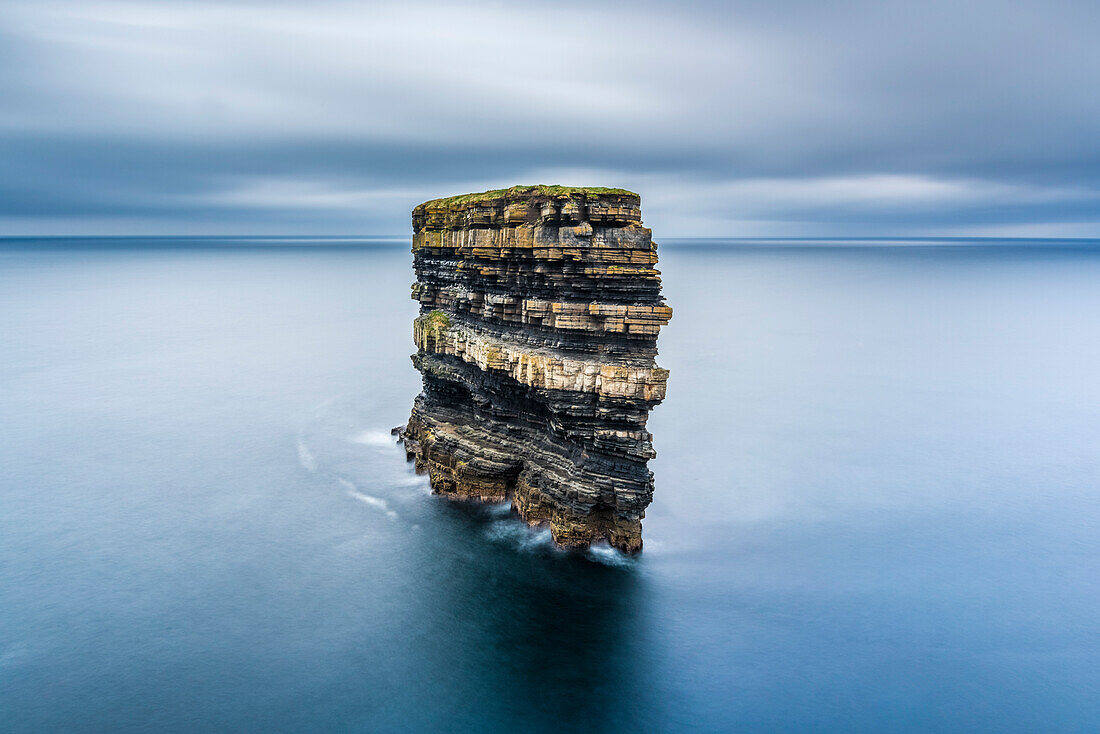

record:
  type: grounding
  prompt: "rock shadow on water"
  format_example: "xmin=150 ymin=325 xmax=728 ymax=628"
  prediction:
xmin=374 ymin=491 xmax=659 ymax=733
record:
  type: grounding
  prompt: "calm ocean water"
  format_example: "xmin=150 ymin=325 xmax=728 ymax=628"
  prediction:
xmin=1 ymin=237 xmax=1098 ymax=732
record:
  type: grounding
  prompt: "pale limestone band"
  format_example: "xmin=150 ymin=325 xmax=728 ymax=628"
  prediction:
xmin=414 ymin=317 xmax=668 ymax=402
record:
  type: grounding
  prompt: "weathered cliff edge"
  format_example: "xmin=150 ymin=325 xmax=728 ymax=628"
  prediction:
xmin=395 ymin=185 xmax=671 ymax=553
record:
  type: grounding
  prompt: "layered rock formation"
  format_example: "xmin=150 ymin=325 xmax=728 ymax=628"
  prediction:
xmin=395 ymin=185 xmax=671 ymax=553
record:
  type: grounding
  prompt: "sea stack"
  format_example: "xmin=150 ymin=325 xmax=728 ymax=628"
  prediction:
xmin=396 ymin=185 xmax=671 ymax=553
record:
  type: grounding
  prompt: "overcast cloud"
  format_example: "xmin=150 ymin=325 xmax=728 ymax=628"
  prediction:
xmin=1 ymin=0 xmax=1098 ymax=235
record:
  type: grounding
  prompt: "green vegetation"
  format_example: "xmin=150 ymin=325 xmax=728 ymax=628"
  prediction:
xmin=417 ymin=184 xmax=638 ymax=210
xmin=422 ymin=309 xmax=451 ymax=338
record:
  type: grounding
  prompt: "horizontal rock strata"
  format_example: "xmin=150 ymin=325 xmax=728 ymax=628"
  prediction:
xmin=397 ymin=185 xmax=671 ymax=553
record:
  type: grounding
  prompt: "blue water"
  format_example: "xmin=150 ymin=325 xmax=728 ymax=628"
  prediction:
xmin=1 ymin=238 xmax=1098 ymax=732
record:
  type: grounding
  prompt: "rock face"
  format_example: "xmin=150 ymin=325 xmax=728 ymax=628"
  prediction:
xmin=396 ymin=185 xmax=671 ymax=553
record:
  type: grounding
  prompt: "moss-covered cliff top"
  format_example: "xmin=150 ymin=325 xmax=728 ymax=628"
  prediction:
xmin=416 ymin=185 xmax=639 ymax=211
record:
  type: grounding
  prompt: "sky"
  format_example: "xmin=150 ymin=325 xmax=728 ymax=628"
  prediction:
xmin=1 ymin=0 xmax=1098 ymax=237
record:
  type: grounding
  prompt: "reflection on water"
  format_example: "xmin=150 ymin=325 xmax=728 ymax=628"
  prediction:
xmin=1 ymin=238 xmax=1098 ymax=732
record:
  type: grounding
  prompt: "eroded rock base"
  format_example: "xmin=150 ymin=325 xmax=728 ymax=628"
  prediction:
xmin=395 ymin=417 xmax=643 ymax=554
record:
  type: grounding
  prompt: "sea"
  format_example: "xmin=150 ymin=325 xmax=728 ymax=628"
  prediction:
xmin=1 ymin=237 xmax=1098 ymax=732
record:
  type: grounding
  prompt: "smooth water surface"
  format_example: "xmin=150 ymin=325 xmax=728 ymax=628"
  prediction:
xmin=2 ymin=238 xmax=1098 ymax=732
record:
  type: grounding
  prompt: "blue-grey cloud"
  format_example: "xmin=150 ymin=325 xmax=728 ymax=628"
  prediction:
xmin=0 ymin=0 xmax=1098 ymax=235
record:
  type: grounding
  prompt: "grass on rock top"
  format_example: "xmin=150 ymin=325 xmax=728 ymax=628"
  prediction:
xmin=417 ymin=185 xmax=639 ymax=210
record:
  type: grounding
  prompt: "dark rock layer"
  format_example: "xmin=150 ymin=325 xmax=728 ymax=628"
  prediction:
xmin=397 ymin=185 xmax=671 ymax=553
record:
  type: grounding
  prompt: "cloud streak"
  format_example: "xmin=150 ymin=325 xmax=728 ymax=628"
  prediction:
xmin=0 ymin=0 xmax=1098 ymax=235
